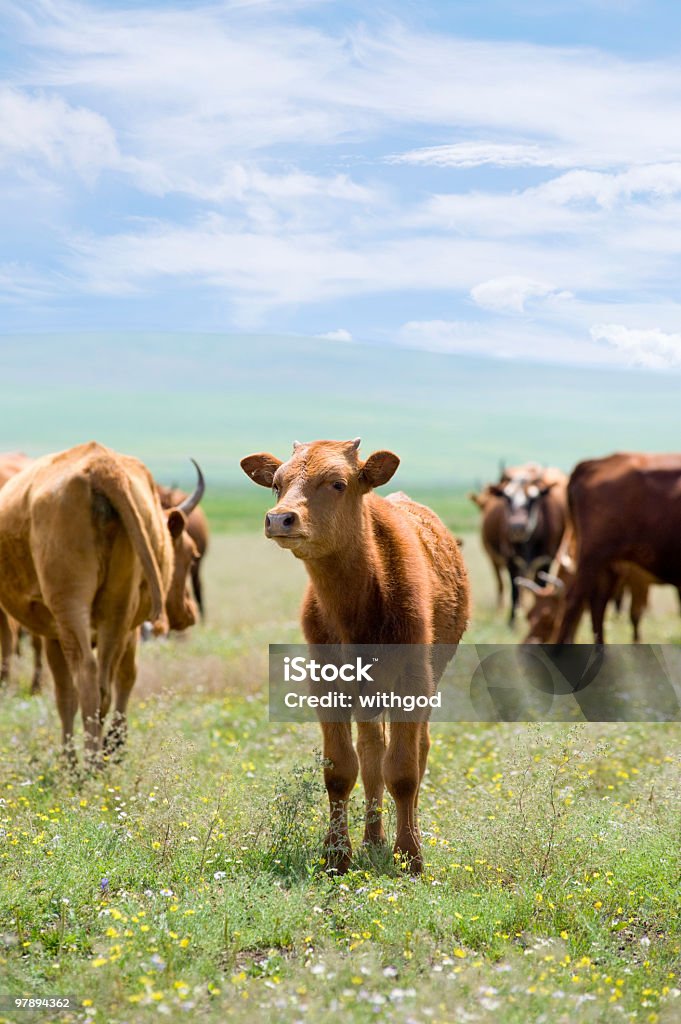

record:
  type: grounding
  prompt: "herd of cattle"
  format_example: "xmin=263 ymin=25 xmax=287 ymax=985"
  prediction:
xmin=470 ymin=453 xmax=681 ymax=645
xmin=0 ymin=438 xmax=679 ymax=873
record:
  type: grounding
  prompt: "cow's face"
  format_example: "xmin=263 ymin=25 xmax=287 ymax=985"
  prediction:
xmin=164 ymin=510 xmax=199 ymax=630
xmin=491 ymin=478 xmax=554 ymax=544
xmin=240 ymin=439 xmax=399 ymax=559
xmin=522 ymin=589 xmax=563 ymax=643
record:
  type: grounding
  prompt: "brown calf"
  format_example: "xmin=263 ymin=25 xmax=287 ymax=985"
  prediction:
xmin=241 ymin=438 xmax=469 ymax=873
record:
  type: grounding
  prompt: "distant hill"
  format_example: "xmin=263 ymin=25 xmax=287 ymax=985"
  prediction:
xmin=1 ymin=332 xmax=679 ymax=488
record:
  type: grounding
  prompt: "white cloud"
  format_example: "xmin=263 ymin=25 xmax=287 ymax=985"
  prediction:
xmin=13 ymin=3 xmax=681 ymax=173
xmin=317 ymin=328 xmax=353 ymax=342
xmin=0 ymin=87 xmax=120 ymax=181
xmin=590 ymin=323 xmax=681 ymax=368
xmin=390 ymin=141 xmax=572 ymax=169
xmin=470 ymin=276 xmax=573 ymax=314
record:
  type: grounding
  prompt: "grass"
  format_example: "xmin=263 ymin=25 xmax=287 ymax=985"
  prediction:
xmin=1 ymin=502 xmax=681 ymax=1023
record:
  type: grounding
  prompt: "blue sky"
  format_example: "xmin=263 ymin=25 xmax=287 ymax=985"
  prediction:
xmin=2 ymin=0 xmax=681 ymax=369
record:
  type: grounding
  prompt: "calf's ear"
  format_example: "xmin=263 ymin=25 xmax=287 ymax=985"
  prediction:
xmin=240 ymin=453 xmax=282 ymax=488
xmin=167 ymin=509 xmax=187 ymax=539
xmin=360 ymin=450 xmax=400 ymax=490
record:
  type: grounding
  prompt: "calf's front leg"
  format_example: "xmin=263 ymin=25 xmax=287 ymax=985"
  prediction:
xmin=320 ymin=720 xmax=358 ymax=874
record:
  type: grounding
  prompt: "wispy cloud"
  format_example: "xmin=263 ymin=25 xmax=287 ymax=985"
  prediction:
xmin=1 ymin=0 xmax=681 ymax=367
xmin=470 ymin=276 xmax=573 ymax=315
xmin=390 ymin=141 xmax=572 ymax=169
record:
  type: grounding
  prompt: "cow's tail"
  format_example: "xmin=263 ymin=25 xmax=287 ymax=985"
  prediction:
xmin=88 ymin=459 xmax=165 ymax=625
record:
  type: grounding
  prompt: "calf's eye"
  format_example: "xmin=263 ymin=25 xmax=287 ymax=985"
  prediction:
xmin=332 ymin=481 xmax=346 ymax=492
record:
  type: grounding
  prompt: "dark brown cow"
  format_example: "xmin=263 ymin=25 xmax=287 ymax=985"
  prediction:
xmin=158 ymin=481 xmax=209 ymax=620
xmin=241 ymin=438 xmax=469 ymax=874
xmin=555 ymin=453 xmax=681 ymax=644
xmin=0 ymin=442 xmax=204 ymax=765
xmin=470 ymin=464 xmax=567 ymax=624
xmin=0 ymin=453 xmax=43 ymax=692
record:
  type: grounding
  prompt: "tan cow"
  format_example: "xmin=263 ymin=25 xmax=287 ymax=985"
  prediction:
xmin=0 ymin=442 xmax=204 ymax=765
xmin=241 ymin=438 xmax=470 ymax=874
xmin=0 ymin=453 xmax=43 ymax=692
xmin=157 ymin=483 xmax=209 ymax=619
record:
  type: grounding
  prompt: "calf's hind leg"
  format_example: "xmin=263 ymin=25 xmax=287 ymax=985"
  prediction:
xmin=383 ymin=721 xmax=424 ymax=873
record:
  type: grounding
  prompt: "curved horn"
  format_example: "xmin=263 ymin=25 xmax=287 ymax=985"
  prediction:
xmin=537 ymin=571 xmax=566 ymax=592
xmin=177 ymin=459 xmax=205 ymax=516
xmin=514 ymin=576 xmax=546 ymax=595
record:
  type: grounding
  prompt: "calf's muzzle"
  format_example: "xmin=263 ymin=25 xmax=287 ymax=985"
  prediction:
xmin=265 ymin=510 xmax=299 ymax=537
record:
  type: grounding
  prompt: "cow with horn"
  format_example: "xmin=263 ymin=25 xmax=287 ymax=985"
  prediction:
xmin=470 ymin=463 xmax=567 ymax=624
xmin=516 ymin=532 xmax=653 ymax=644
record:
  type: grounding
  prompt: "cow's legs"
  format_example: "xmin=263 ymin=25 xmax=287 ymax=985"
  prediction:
xmin=55 ymin=617 xmax=100 ymax=767
xmin=555 ymin=574 xmax=590 ymax=643
xmin=383 ymin=721 xmax=423 ymax=873
xmin=104 ymin=632 xmax=137 ymax=757
xmin=590 ymin=569 xmax=616 ymax=646
xmin=30 ymin=635 xmax=43 ymax=695
xmin=356 ymin=720 xmax=387 ymax=846
xmin=95 ymin=622 xmax=130 ymax=726
xmin=508 ymin=564 xmax=519 ymax=625
xmin=491 ymin=561 xmax=504 ymax=609
xmin=45 ymin=638 xmax=79 ymax=765
xmin=320 ymin=721 xmax=358 ymax=873
xmin=629 ymin=582 xmax=649 ymax=644
xmin=191 ymin=562 xmax=204 ymax=620
xmin=0 ymin=610 xmax=13 ymax=685
xmin=414 ymin=721 xmax=431 ymax=811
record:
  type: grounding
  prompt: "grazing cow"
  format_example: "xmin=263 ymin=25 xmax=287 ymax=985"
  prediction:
xmin=0 ymin=453 xmax=43 ymax=692
xmin=157 ymin=483 xmax=209 ymax=620
xmin=516 ymin=531 xmax=653 ymax=643
xmin=471 ymin=464 xmax=567 ymax=624
xmin=241 ymin=438 xmax=469 ymax=874
xmin=0 ymin=442 xmax=204 ymax=765
xmin=555 ymin=452 xmax=681 ymax=645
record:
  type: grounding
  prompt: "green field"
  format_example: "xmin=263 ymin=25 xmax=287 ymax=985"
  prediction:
xmin=2 ymin=503 xmax=681 ymax=1024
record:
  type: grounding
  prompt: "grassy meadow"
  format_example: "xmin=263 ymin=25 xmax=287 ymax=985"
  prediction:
xmin=1 ymin=493 xmax=681 ymax=1024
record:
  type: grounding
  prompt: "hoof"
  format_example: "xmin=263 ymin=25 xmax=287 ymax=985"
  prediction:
xmin=323 ymin=831 xmax=353 ymax=875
